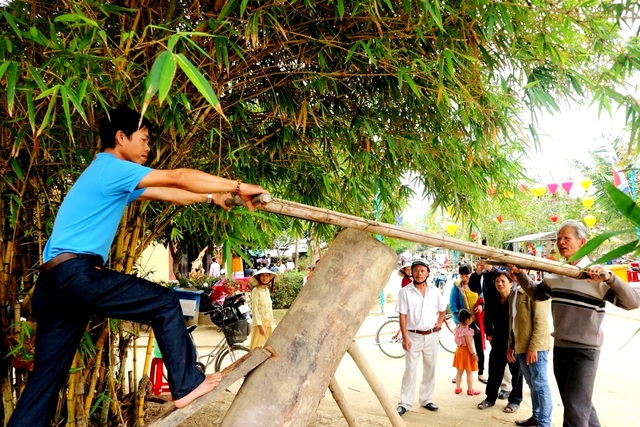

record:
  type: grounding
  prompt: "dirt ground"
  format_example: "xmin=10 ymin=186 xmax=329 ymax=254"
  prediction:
xmin=145 ymin=302 xmax=640 ymax=427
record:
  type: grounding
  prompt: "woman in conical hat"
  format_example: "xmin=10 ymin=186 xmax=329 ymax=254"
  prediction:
xmin=397 ymin=261 xmax=412 ymax=288
xmin=249 ymin=268 xmax=276 ymax=349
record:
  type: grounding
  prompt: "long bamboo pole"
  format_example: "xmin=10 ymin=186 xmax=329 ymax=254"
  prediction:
xmin=229 ymin=194 xmax=584 ymax=279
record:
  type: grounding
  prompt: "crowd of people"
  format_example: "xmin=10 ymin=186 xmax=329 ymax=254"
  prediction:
xmin=395 ymin=220 xmax=640 ymax=427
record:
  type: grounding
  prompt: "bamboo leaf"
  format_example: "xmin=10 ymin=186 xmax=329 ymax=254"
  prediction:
xmin=337 ymin=0 xmax=345 ymax=18
xmin=588 ymin=240 xmax=640 ymax=266
xmin=36 ymin=85 xmax=59 ymax=137
xmin=0 ymin=61 xmax=11 ymax=80
xmin=10 ymin=158 xmax=25 ymax=182
xmin=175 ymin=53 xmax=226 ymax=120
xmin=422 ymin=0 xmax=444 ymax=32
xmin=604 ymin=181 xmax=640 ymax=227
xmin=569 ymin=229 xmax=636 ymax=262
xmin=6 ymin=61 xmax=18 ymax=116
xmin=62 ymin=82 xmax=88 ymax=122
xmin=3 ymin=11 xmax=23 ymax=40
xmin=54 ymin=13 xmax=100 ymax=28
xmin=158 ymin=53 xmax=177 ymax=105
xmin=142 ymin=50 xmax=173 ymax=117
xmin=60 ymin=85 xmax=74 ymax=143
xmin=403 ymin=74 xmax=422 ymax=97
xmin=240 ymin=0 xmax=249 ymax=16
xmin=26 ymin=90 xmax=35 ymax=134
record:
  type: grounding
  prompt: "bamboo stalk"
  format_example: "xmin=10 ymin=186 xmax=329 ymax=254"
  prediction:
xmin=66 ymin=353 xmax=80 ymax=427
xmin=84 ymin=324 xmax=110 ymax=415
xmin=230 ymin=194 xmax=583 ymax=279
xmin=328 ymin=376 xmax=360 ymax=427
xmin=346 ymin=341 xmax=405 ymax=427
xmin=142 ymin=328 xmax=155 ymax=382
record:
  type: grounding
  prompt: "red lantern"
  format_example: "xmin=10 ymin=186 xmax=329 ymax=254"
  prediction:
xmin=471 ymin=232 xmax=477 ymax=240
xmin=488 ymin=186 xmax=497 ymax=197
xmin=496 ymin=215 xmax=503 ymax=224
xmin=550 ymin=214 xmax=559 ymax=223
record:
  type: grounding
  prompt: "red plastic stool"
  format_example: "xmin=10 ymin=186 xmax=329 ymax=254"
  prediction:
xmin=150 ymin=357 xmax=171 ymax=395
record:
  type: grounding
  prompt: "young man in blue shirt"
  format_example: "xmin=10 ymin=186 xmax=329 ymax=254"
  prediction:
xmin=8 ymin=105 xmax=266 ymax=426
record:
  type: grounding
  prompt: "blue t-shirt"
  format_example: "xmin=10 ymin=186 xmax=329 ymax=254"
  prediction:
xmin=43 ymin=153 xmax=152 ymax=262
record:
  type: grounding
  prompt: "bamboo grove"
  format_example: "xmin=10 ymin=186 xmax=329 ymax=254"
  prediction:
xmin=1 ymin=0 xmax=639 ymax=425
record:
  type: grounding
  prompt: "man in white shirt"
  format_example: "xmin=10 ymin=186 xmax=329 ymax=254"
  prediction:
xmin=208 ymin=257 xmax=221 ymax=277
xmin=396 ymin=259 xmax=447 ymax=415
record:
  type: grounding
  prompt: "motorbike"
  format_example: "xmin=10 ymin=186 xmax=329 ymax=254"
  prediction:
xmin=432 ymin=271 xmax=447 ymax=289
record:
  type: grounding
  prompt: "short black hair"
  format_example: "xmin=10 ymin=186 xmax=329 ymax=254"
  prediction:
xmin=99 ymin=105 xmax=154 ymax=151
xmin=458 ymin=308 xmax=472 ymax=323
xmin=458 ymin=264 xmax=471 ymax=275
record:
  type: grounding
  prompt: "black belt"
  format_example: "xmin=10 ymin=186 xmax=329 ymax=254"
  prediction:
xmin=41 ymin=253 xmax=103 ymax=272
xmin=408 ymin=326 xmax=441 ymax=335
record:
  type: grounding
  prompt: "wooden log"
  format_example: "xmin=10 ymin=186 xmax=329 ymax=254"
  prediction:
xmin=146 ymin=347 xmax=273 ymax=427
xmin=219 ymin=228 xmax=397 ymax=427
xmin=228 ymin=194 xmax=583 ymax=279
xmin=346 ymin=341 xmax=405 ymax=427
xmin=328 ymin=376 xmax=360 ymax=427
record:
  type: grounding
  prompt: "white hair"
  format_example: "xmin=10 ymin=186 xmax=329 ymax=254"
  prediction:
xmin=557 ymin=220 xmax=588 ymax=240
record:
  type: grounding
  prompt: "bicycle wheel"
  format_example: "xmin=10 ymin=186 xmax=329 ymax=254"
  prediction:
xmin=438 ymin=316 xmax=456 ymax=354
xmin=376 ymin=319 xmax=405 ymax=359
xmin=215 ymin=345 xmax=250 ymax=394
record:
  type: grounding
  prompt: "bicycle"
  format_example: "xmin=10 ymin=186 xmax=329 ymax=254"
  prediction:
xmin=192 ymin=320 xmax=251 ymax=374
xmin=189 ymin=294 xmax=253 ymax=392
xmin=375 ymin=312 xmax=456 ymax=358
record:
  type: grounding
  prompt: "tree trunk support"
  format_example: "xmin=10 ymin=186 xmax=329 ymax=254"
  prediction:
xmin=219 ymin=229 xmax=397 ymax=427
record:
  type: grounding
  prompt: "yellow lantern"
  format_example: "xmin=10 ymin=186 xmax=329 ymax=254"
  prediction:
xmin=503 ymin=190 xmax=515 ymax=199
xmin=530 ymin=185 xmax=547 ymax=197
xmin=580 ymin=179 xmax=592 ymax=192
xmin=581 ymin=196 xmax=594 ymax=210
xmin=446 ymin=223 xmax=458 ymax=236
xmin=584 ymin=215 xmax=597 ymax=228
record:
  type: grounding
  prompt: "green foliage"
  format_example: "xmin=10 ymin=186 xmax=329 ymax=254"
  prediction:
xmin=571 ymin=182 xmax=640 ymax=264
xmin=271 ymin=271 xmax=304 ymax=309
xmin=1 ymin=0 xmax=639 ymax=423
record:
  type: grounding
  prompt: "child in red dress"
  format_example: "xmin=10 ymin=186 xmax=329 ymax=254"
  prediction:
xmin=453 ymin=309 xmax=481 ymax=395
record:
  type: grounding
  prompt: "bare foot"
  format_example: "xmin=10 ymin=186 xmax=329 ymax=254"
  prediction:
xmin=174 ymin=373 xmax=222 ymax=409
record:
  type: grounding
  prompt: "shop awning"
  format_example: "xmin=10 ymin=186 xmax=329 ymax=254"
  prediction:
xmin=504 ymin=231 xmax=556 ymax=244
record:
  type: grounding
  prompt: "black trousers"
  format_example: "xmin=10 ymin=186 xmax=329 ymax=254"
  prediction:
xmin=7 ymin=257 xmax=204 ymax=427
xmin=553 ymin=346 xmax=601 ymax=427
xmin=485 ymin=342 xmax=523 ymax=404
xmin=472 ymin=323 xmax=485 ymax=376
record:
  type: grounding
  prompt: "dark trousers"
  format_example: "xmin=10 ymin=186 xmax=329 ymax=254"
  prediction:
xmin=553 ymin=346 xmax=601 ymax=427
xmin=472 ymin=325 xmax=485 ymax=376
xmin=485 ymin=343 xmax=523 ymax=404
xmin=7 ymin=257 xmax=204 ymax=427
